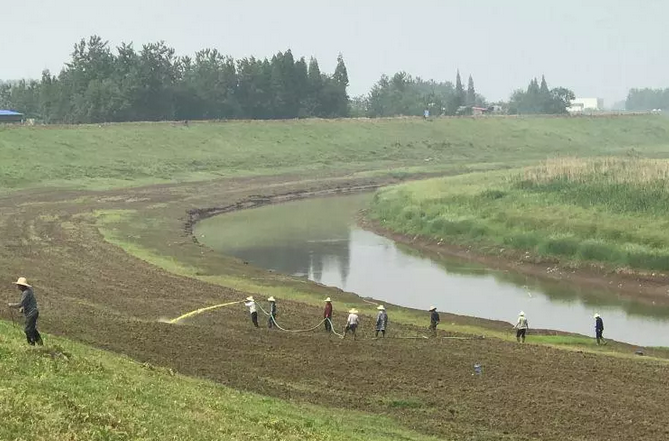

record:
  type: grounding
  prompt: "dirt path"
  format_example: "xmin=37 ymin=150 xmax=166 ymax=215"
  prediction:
xmin=1 ymin=174 xmax=669 ymax=441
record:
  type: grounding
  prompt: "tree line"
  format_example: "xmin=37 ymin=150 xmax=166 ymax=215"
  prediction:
xmin=0 ymin=36 xmax=350 ymax=123
xmin=356 ymin=70 xmax=487 ymax=118
xmin=1 ymin=36 xmax=582 ymax=123
xmin=507 ymin=76 xmax=575 ymax=115
xmin=626 ymin=88 xmax=669 ymax=111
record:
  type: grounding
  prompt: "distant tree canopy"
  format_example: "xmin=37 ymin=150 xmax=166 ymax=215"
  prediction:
xmin=362 ymin=71 xmax=486 ymax=118
xmin=626 ymin=88 xmax=669 ymax=111
xmin=508 ymin=76 xmax=574 ymax=115
xmin=0 ymin=36 xmax=349 ymax=123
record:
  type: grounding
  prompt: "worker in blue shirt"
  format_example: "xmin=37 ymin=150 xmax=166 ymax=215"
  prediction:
xmin=594 ymin=313 xmax=606 ymax=345
xmin=8 ymin=277 xmax=43 ymax=346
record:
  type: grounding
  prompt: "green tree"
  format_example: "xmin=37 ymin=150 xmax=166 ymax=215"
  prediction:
xmin=454 ymin=70 xmax=465 ymax=109
xmin=508 ymin=76 xmax=573 ymax=114
xmin=466 ymin=75 xmax=476 ymax=106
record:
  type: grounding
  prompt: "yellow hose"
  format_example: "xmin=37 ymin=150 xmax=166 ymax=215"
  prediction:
xmin=167 ymin=301 xmax=243 ymax=324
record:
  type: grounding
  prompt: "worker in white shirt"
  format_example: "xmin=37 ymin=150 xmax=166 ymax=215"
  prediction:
xmin=343 ymin=308 xmax=359 ymax=339
xmin=513 ymin=311 xmax=529 ymax=343
xmin=375 ymin=305 xmax=388 ymax=338
xmin=244 ymin=296 xmax=259 ymax=328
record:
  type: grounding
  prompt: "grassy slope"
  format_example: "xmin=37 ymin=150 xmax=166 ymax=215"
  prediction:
xmin=1 ymin=115 xmax=669 ymax=190
xmin=369 ymin=157 xmax=669 ymax=272
xmin=0 ymin=321 xmax=437 ymax=441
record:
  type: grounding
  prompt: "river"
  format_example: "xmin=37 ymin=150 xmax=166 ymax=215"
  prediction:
xmin=195 ymin=193 xmax=669 ymax=347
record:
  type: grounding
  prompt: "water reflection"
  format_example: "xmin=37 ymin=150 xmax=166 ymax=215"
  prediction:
xmin=196 ymin=194 xmax=669 ymax=347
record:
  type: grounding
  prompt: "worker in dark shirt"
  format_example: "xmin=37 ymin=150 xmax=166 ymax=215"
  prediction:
xmin=594 ymin=313 xmax=606 ymax=345
xmin=323 ymin=297 xmax=333 ymax=332
xmin=8 ymin=277 xmax=43 ymax=346
xmin=267 ymin=297 xmax=278 ymax=329
xmin=429 ymin=306 xmax=440 ymax=337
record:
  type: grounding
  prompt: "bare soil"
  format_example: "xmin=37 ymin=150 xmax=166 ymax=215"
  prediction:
xmin=1 ymin=174 xmax=669 ymax=441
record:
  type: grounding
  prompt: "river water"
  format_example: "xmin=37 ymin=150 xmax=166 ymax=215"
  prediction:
xmin=195 ymin=193 xmax=669 ymax=347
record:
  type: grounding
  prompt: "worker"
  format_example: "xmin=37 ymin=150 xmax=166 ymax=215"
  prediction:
xmin=7 ymin=277 xmax=43 ymax=346
xmin=429 ymin=306 xmax=439 ymax=336
xmin=513 ymin=311 xmax=529 ymax=343
xmin=323 ymin=297 xmax=333 ymax=332
xmin=343 ymin=308 xmax=359 ymax=339
xmin=244 ymin=296 xmax=258 ymax=328
xmin=375 ymin=305 xmax=388 ymax=338
xmin=267 ymin=297 xmax=277 ymax=329
xmin=594 ymin=313 xmax=606 ymax=345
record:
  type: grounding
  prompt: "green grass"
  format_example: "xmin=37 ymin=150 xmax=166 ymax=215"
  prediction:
xmin=2 ymin=115 xmax=669 ymax=190
xmin=0 ymin=321 xmax=439 ymax=441
xmin=369 ymin=157 xmax=669 ymax=272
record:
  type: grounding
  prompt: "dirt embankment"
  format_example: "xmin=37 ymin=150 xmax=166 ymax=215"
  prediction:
xmin=360 ymin=216 xmax=669 ymax=306
xmin=1 ymin=174 xmax=669 ymax=441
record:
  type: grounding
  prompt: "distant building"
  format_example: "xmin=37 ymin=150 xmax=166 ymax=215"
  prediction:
xmin=0 ymin=110 xmax=24 ymax=123
xmin=471 ymin=106 xmax=488 ymax=116
xmin=567 ymin=98 xmax=604 ymax=113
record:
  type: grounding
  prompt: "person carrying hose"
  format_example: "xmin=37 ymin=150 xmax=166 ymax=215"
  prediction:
xmin=513 ymin=311 xmax=529 ymax=343
xmin=244 ymin=296 xmax=259 ymax=328
xmin=429 ymin=306 xmax=439 ymax=337
xmin=375 ymin=305 xmax=388 ymax=338
xmin=267 ymin=297 xmax=277 ymax=329
xmin=594 ymin=313 xmax=606 ymax=345
xmin=323 ymin=297 xmax=333 ymax=332
xmin=7 ymin=277 xmax=43 ymax=346
xmin=343 ymin=308 xmax=359 ymax=340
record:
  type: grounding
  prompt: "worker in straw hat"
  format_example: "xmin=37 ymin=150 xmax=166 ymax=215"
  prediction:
xmin=513 ymin=311 xmax=529 ymax=343
xmin=7 ymin=277 xmax=43 ymax=346
xmin=323 ymin=297 xmax=333 ymax=332
xmin=375 ymin=305 xmax=388 ymax=338
xmin=267 ymin=296 xmax=278 ymax=329
xmin=343 ymin=308 xmax=359 ymax=339
xmin=244 ymin=296 xmax=259 ymax=328
xmin=429 ymin=306 xmax=439 ymax=337
xmin=594 ymin=313 xmax=606 ymax=345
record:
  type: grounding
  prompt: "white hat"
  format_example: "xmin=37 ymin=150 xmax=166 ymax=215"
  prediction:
xmin=268 ymin=297 xmax=276 ymax=302
xmin=377 ymin=305 xmax=385 ymax=310
xmin=594 ymin=313 xmax=600 ymax=318
xmin=246 ymin=296 xmax=254 ymax=302
xmin=14 ymin=277 xmax=31 ymax=288
xmin=324 ymin=297 xmax=332 ymax=302
xmin=349 ymin=308 xmax=358 ymax=314
xmin=519 ymin=311 xmax=525 ymax=316
xmin=428 ymin=306 xmax=437 ymax=311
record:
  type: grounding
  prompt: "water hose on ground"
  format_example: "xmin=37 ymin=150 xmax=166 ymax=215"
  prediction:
xmin=257 ymin=303 xmax=328 ymax=333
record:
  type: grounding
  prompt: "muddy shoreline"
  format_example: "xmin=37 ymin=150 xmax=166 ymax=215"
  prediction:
xmin=359 ymin=215 xmax=669 ymax=306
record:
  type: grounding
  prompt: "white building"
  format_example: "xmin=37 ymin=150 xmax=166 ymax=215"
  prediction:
xmin=568 ymin=98 xmax=604 ymax=113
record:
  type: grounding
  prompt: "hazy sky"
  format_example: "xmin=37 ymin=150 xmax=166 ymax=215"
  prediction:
xmin=2 ymin=1 xmax=667 ymax=105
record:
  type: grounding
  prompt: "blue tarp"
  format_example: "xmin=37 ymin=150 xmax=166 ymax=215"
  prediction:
xmin=0 ymin=110 xmax=23 ymax=116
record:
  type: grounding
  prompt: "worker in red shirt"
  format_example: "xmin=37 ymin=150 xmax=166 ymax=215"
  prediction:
xmin=323 ymin=297 xmax=333 ymax=332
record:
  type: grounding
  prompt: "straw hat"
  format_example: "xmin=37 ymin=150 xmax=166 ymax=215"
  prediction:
xmin=268 ymin=296 xmax=276 ymax=302
xmin=324 ymin=297 xmax=332 ymax=302
xmin=428 ymin=306 xmax=437 ymax=311
xmin=246 ymin=296 xmax=254 ymax=302
xmin=519 ymin=311 xmax=525 ymax=316
xmin=14 ymin=277 xmax=31 ymax=288
xmin=594 ymin=313 xmax=600 ymax=318
xmin=377 ymin=305 xmax=385 ymax=310
xmin=349 ymin=308 xmax=358 ymax=314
